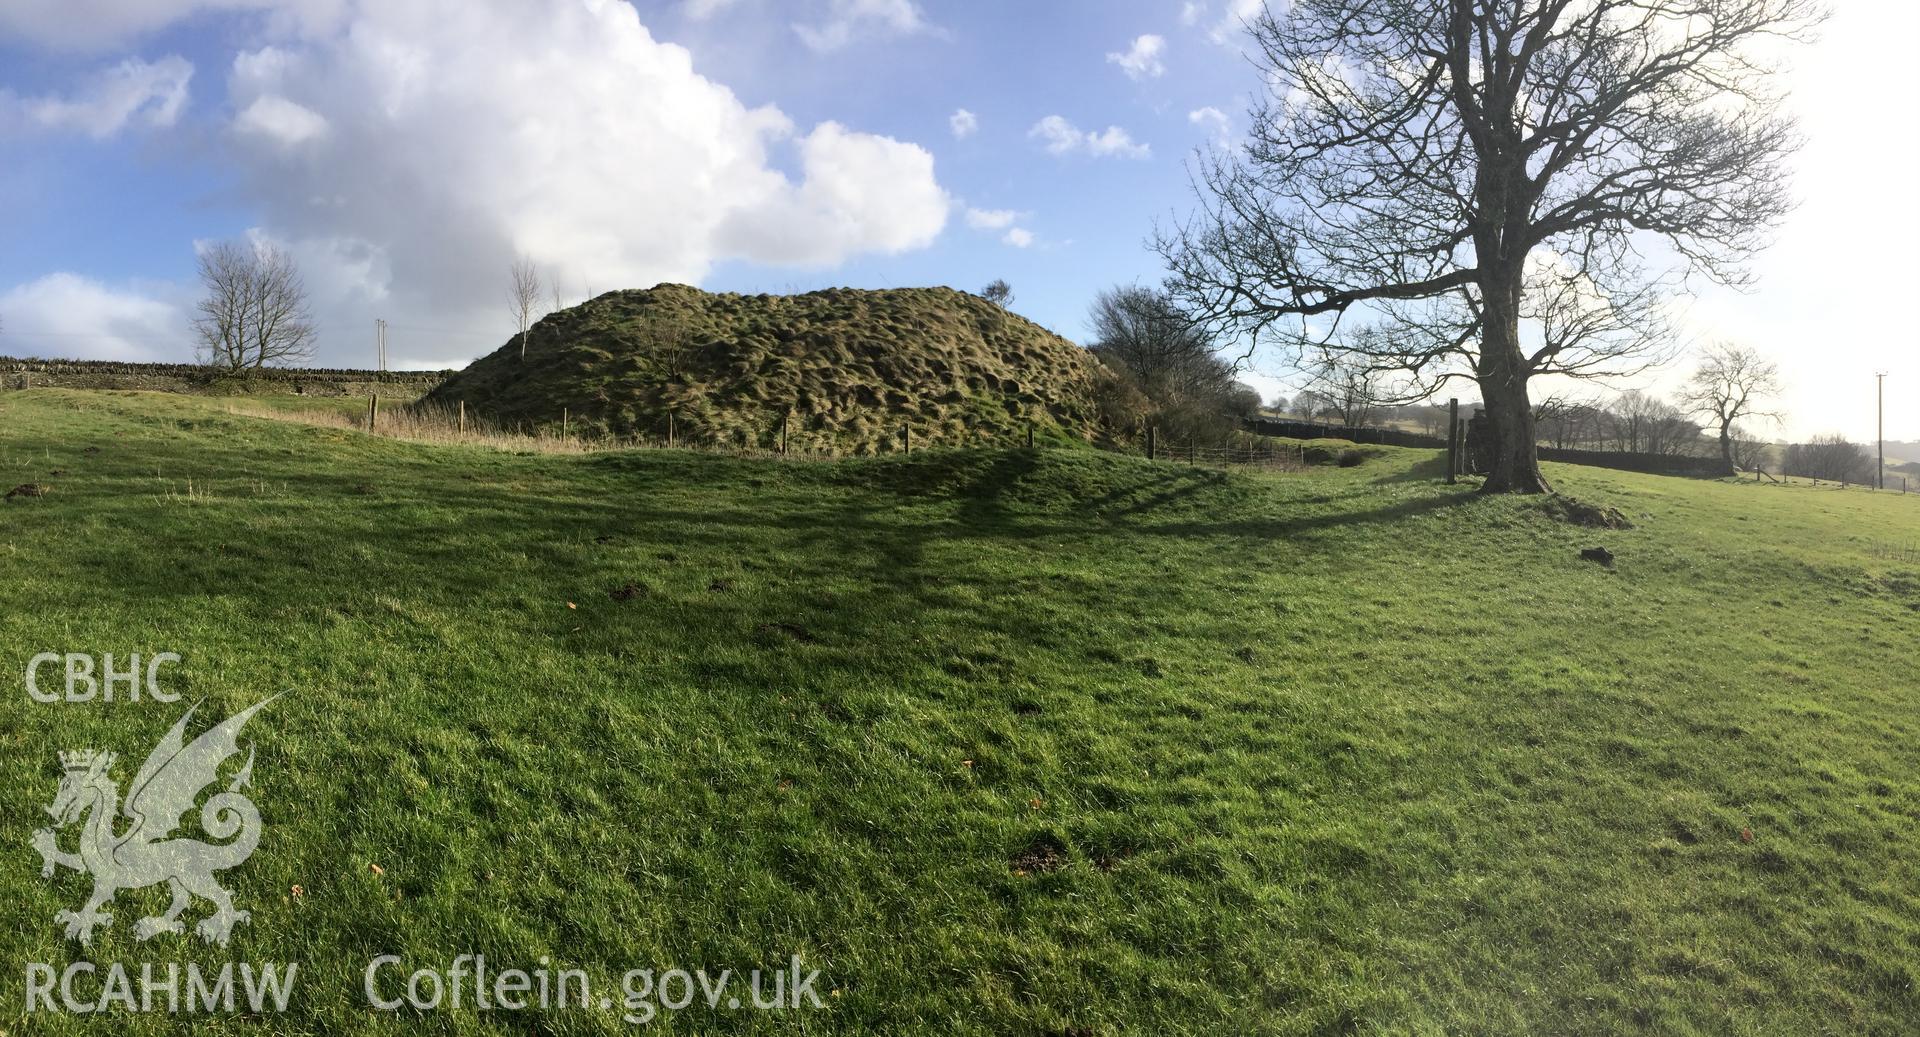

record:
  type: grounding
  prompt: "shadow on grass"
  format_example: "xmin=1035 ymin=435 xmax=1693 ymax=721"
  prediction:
xmin=1370 ymin=452 xmax=1450 ymax=485
xmin=20 ymin=432 xmax=1483 ymax=655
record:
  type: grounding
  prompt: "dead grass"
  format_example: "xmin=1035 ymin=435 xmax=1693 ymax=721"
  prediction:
xmin=221 ymin=399 xmax=844 ymax=459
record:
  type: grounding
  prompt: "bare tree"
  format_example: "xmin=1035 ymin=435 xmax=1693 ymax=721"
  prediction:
xmin=979 ymin=279 xmax=1014 ymax=309
xmin=1298 ymin=352 xmax=1385 ymax=427
xmin=509 ymin=258 xmax=542 ymax=361
xmin=1158 ymin=0 xmax=1818 ymax=493
xmin=1088 ymin=285 xmax=1255 ymax=441
xmin=1682 ymin=343 xmax=1782 ymax=472
xmin=1783 ymin=434 xmax=1873 ymax=483
xmin=1604 ymin=390 xmax=1681 ymax=454
xmin=1533 ymin=392 xmax=1598 ymax=451
xmin=640 ymin=311 xmax=692 ymax=388
xmin=1728 ymin=423 xmax=1774 ymax=472
xmin=192 ymin=240 xmax=316 ymax=372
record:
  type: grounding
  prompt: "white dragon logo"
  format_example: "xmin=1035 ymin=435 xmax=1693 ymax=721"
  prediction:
xmin=30 ymin=695 xmax=280 ymax=948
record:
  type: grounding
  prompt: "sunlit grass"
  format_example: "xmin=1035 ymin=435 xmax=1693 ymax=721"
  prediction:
xmin=0 ymin=388 xmax=1914 ymax=1035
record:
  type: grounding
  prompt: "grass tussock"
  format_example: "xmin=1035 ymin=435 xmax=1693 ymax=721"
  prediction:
xmin=424 ymin=284 xmax=1108 ymax=454
xmin=224 ymin=398 xmax=606 ymax=455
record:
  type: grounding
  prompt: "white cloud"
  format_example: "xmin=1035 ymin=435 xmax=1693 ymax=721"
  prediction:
xmin=1180 ymin=2 xmax=1205 ymax=28
xmin=794 ymin=0 xmax=933 ymax=53
xmin=199 ymin=0 xmax=949 ymax=365
xmin=949 ymin=107 xmax=977 ymax=139
xmin=8 ymin=55 xmax=192 ymax=138
xmin=0 ymin=0 xmax=344 ymax=52
xmin=716 ymin=121 xmax=949 ymax=264
xmin=1209 ymin=0 xmax=1264 ymax=45
xmin=1029 ymin=115 xmax=1150 ymax=159
xmin=1106 ymin=34 xmax=1166 ymax=80
xmin=1084 ymin=126 xmax=1147 ymax=158
xmin=962 ymin=206 xmax=1034 ymax=247
xmin=234 ymin=94 xmax=328 ymax=145
xmin=0 ymin=274 xmax=187 ymax=362
xmin=1189 ymin=105 xmax=1231 ymax=145
xmin=965 ymin=207 xmax=1018 ymax=230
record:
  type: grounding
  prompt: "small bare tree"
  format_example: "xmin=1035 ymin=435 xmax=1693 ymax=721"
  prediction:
xmin=640 ymin=311 xmax=692 ymax=387
xmin=979 ymin=280 xmax=1014 ymax=309
xmin=1729 ymin=423 xmax=1775 ymax=472
xmin=1298 ymin=352 xmax=1385 ymax=427
xmin=509 ymin=258 xmax=541 ymax=361
xmin=1682 ymin=343 xmax=1782 ymax=473
xmin=192 ymin=240 xmax=316 ymax=372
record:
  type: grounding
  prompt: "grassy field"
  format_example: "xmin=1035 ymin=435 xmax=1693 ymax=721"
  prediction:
xmin=0 ymin=388 xmax=1915 ymax=1035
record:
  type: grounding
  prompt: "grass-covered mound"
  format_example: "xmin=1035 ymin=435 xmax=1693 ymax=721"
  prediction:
xmin=424 ymin=284 xmax=1107 ymax=453
xmin=2 ymin=389 xmax=1917 ymax=1035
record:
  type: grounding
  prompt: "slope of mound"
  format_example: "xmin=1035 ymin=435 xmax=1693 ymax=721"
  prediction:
xmin=425 ymin=284 xmax=1107 ymax=453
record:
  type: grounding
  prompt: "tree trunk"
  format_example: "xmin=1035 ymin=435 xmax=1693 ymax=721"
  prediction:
xmin=1717 ymin=427 xmax=1735 ymax=474
xmin=1475 ymin=265 xmax=1552 ymax=494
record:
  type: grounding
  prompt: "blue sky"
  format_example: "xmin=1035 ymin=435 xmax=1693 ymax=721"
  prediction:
xmin=0 ymin=0 xmax=1914 ymax=440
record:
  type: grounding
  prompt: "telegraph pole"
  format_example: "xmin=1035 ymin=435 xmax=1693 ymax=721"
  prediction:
xmin=375 ymin=318 xmax=388 ymax=372
xmin=1876 ymin=371 xmax=1886 ymax=490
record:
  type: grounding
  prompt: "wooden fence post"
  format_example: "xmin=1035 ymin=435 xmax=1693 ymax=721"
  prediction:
xmin=367 ymin=394 xmax=378 ymax=432
xmin=781 ymin=410 xmax=790 ymax=455
xmin=667 ymin=410 xmax=676 ymax=449
xmin=903 ymin=425 xmax=912 ymax=454
xmin=1445 ymin=398 xmax=1459 ymax=484
xmin=1026 ymin=424 xmax=1034 ymax=449
xmin=562 ymin=407 xmax=569 ymax=441
xmin=1146 ymin=425 xmax=1157 ymax=461
xmin=458 ymin=400 xmax=466 ymax=436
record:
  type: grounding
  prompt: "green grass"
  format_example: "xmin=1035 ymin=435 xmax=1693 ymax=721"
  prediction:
xmin=0 ymin=388 xmax=1915 ymax=1035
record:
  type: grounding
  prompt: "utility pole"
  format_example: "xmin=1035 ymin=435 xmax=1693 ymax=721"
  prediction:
xmin=376 ymin=318 xmax=388 ymax=372
xmin=1876 ymin=372 xmax=1887 ymax=490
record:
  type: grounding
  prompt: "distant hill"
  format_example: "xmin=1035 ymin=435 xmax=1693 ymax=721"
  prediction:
xmin=424 ymin=284 xmax=1107 ymax=454
xmin=1881 ymin=441 xmax=1920 ymax=466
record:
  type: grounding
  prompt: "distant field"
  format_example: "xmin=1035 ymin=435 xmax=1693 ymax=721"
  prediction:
xmin=0 ymin=389 xmax=1915 ymax=1035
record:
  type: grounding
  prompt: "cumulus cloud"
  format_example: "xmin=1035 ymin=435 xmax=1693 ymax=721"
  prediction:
xmin=715 ymin=121 xmax=949 ymax=264
xmin=1106 ymin=34 xmax=1166 ymax=80
xmin=1180 ymin=2 xmax=1205 ymax=27
xmin=949 ymin=107 xmax=977 ymax=139
xmin=0 ymin=274 xmax=188 ymax=361
xmin=1029 ymin=115 xmax=1149 ymax=159
xmin=7 ymin=55 xmax=192 ymax=138
xmin=1001 ymin=227 xmax=1034 ymax=248
xmin=794 ymin=0 xmax=933 ymax=53
xmin=1189 ymin=105 xmax=1231 ymax=145
xmin=198 ymin=0 xmax=948 ymax=365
